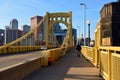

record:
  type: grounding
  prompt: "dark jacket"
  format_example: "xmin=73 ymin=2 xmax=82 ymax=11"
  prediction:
xmin=76 ymin=45 xmax=81 ymax=51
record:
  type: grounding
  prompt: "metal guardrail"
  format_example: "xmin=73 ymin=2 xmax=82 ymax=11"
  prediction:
xmin=81 ymin=46 xmax=120 ymax=80
xmin=0 ymin=46 xmax=41 ymax=54
xmin=40 ymin=46 xmax=73 ymax=66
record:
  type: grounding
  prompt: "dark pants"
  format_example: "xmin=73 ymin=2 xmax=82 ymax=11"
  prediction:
xmin=77 ymin=50 xmax=80 ymax=57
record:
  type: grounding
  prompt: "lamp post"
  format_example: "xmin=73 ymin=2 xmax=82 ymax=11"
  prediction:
xmin=87 ymin=20 xmax=90 ymax=46
xmin=80 ymin=3 xmax=87 ymax=46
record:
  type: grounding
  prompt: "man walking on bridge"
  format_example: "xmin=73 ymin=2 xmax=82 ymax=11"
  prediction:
xmin=76 ymin=43 xmax=81 ymax=57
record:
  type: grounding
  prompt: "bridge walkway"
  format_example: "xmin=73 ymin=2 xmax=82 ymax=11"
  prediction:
xmin=24 ymin=48 xmax=104 ymax=80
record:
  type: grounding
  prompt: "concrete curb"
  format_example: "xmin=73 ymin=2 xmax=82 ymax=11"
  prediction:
xmin=0 ymin=57 xmax=42 ymax=80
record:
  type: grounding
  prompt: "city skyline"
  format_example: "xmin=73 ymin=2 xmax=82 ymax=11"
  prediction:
xmin=0 ymin=0 xmax=115 ymax=39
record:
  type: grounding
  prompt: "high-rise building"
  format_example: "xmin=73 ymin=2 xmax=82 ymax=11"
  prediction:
xmin=0 ymin=29 xmax=4 ymax=45
xmin=21 ymin=25 xmax=30 ymax=35
xmin=31 ymin=16 xmax=43 ymax=45
xmin=10 ymin=19 xmax=18 ymax=30
xmin=72 ymin=28 xmax=77 ymax=45
xmin=4 ymin=26 xmax=18 ymax=44
xmin=18 ymin=30 xmax=22 ymax=38
xmin=4 ymin=19 xmax=18 ymax=44
xmin=20 ymin=25 xmax=34 ymax=46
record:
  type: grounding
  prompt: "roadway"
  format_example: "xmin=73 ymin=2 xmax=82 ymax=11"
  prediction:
xmin=0 ymin=51 xmax=41 ymax=71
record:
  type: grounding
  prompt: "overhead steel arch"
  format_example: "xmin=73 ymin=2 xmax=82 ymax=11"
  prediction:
xmin=45 ymin=11 xmax=74 ymax=47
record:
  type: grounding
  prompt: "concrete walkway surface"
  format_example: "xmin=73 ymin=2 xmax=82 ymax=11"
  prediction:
xmin=23 ymin=48 xmax=104 ymax=80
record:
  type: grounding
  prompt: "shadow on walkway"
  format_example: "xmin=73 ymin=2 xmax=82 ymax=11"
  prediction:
xmin=23 ymin=48 xmax=104 ymax=80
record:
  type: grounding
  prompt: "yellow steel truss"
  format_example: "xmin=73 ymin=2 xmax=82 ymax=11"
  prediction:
xmin=0 ymin=11 xmax=74 ymax=49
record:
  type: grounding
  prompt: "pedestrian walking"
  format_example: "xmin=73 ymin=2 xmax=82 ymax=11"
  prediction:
xmin=76 ymin=44 xmax=81 ymax=57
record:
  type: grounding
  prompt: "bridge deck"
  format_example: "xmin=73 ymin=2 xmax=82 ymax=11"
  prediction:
xmin=24 ymin=48 xmax=104 ymax=80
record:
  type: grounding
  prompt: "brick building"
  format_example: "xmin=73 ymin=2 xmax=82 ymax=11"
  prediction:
xmin=31 ymin=16 xmax=43 ymax=45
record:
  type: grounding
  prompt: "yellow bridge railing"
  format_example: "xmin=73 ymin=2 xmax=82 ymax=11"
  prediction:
xmin=0 ymin=46 xmax=41 ymax=54
xmin=81 ymin=46 xmax=120 ymax=80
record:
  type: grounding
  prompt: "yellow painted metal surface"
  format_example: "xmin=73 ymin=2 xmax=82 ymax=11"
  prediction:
xmin=40 ymin=47 xmax=70 ymax=67
xmin=112 ymin=53 xmax=120 ymax=80
xmin=81 ymin=45 xmax=120 ymax=80
xmin=46 ymin=11 xmax=74 ymax=48
xmin=0 ymin=11 xmax=74 ymax=54
xmin=40 ymin=50 xmax=49 ymax=66
xmin=100 ymin=51 xmax=109 ymax=80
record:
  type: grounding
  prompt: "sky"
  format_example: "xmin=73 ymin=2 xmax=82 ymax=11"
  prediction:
xmin=0 ymin=0 xmax=116 ymax=39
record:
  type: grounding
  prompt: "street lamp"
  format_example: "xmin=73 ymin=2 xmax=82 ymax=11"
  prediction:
xmin=80 ymin=3 xmax=87 ymax=46
xmin=87 ymin=20 xmax=90 ymax=46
